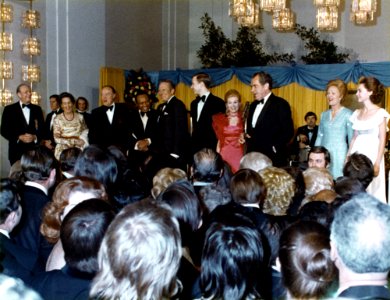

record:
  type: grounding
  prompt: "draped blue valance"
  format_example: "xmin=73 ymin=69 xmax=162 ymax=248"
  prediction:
xmin=138 ymin=61 xmax=390 ymax=91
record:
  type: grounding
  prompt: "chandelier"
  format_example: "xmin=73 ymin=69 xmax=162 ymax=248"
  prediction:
xmin=0 ymin=0 xmax=13 ymax=106
xmin=21 ymin=0 xmax=41 ymax=105
xmin=272 ymin=8 xmax=294 ymax=31
xmin=260 ymin=0 xmax=286 ymax=12
xmin=313 ymin=0 xmax=340 ymax=31
xmin=350 ymin=0 xmax=377 ymax=24
xmin=229 ymin=0 xmax=261 ymax=27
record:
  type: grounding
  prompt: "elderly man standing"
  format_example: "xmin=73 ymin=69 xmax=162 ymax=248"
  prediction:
xmin=331 ymin=193 xmax=390 ymax=299
xmin=1 ymin=84 xmax=45 ymax=165
xmin=246 ymin=72 xmax=294 ymax=167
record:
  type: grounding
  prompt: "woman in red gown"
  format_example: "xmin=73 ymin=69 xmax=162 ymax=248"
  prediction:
xmin=212 ymin=89 xmax=245 ymax=173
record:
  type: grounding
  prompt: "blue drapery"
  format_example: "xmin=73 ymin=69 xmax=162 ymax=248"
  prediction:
xmin=134 ymin=61 xmax=390 ymax=91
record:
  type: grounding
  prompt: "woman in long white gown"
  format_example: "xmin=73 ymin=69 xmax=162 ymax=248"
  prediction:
xmin=348 ymin=76 xmax=389 ymax=203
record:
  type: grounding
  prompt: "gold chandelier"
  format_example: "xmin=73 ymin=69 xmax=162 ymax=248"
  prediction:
xmin=272 ymin=8 xmax=294 ymax=31
xmin=21 ymin=0 xmax=41 ymax=104
xmin=350 ymin=0 xmax=377 ymax=24
xmin=0 ymin=0 xmax=13 ymax=106
xmin=313 ymin=0 xmax=340 ymax=31
xmin=229 ymin=0 xmax=261 ymax=27
xmin=260 ymin=0 xmax=286 ymax=12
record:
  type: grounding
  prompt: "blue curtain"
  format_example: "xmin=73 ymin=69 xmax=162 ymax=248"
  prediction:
xmin=142 ymin=61 xmax=390 ymax=91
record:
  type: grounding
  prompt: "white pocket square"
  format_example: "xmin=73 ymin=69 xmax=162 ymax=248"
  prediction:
xmin=164 ymin=112 xmax=169 ymax=115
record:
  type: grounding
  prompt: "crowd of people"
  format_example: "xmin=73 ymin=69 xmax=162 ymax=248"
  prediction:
xmin=1 ymin=71 xmax=390 ymax=299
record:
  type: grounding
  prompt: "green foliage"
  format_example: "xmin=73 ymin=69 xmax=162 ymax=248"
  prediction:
xmin=197 ymin=13 xmax=294 ymax=68
xmin=295 ymin=24 xmax=350 ymax=64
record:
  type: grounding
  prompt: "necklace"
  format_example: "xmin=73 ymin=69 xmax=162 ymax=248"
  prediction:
xmin=63 ymin=112 xmax=74 ymax=121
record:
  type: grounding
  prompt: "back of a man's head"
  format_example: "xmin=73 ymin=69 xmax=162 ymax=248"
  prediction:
xmin=331 ymin=193 xmax=390 ymax=273
xmin=21 ymin=146 xmax=57 ymax=182
xmin=239 ymin=152 xmax=272 ymax=172
xmin=192 ymin=148 xmax=224 ymax=183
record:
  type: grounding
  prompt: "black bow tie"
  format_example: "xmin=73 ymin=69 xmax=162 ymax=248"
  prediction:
xmin=105 ymin=105 xmax=113 ymax=112
xmin=140 ymin=111 xmax=149 ymax=117
xmin=199 ymin=95 xmax=206 ymax=102
xmin=53 ymin=110 xmax=61 ymax=114
xmin=22 ymin=103 xmax=31 ymax=109
xmin=256 ymin=99 xmax=264 ymax=105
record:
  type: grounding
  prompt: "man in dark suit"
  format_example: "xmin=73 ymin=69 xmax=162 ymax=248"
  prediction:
xmin=331 ymin=193 xmax=390 ymax=299
xmin=246 ymin=72 xmax=294 ymax=167
xmin=1 ymin=83 xmax=45 ymax=166
xmin=128 ymin=92 xmax=158 ymax=168
xmin=89 ymin=85 xmax=131 ymax=153
xmin=190 ymin=72 xmax=225 ymax=154
xmin=156 ymin=79 xmax=190 ymax=166
xmin=13 ymin=146 xmax=57 ymax=271
xmin=292 ymin=111 xmax=318 ymax=163
xmin=0 ymin=178 xmax=38 ymax=283
xmin=43 ymin=94 xmax=62 ymax=151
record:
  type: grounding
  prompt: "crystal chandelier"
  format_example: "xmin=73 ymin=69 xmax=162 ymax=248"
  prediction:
xmin=260 ymin=0 xmax=286 ymax=12
xmin=313 ymin=0 xmax=340 ymax=6
xmin=316 ymin=6 xmax=338 ymax=31
xmin=0 ymin=0 xmax=13 ymax=106
xmin=229 ymin=0 xmax=261 ymax=27
xmin=272 ymin=8 xmax=294 ymax=31
xmin=350 ymin=0 xmax=377 ymax=24
xmin=21 ymin=0 xmax=41 ymax=105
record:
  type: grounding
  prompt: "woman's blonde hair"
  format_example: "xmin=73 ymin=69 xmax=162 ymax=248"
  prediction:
xmin=151 ymin=168 xmax=187 ymax=199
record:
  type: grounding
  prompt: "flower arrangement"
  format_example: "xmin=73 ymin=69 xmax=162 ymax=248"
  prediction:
xmin=124 ymin=68 xmax=157 ymax=104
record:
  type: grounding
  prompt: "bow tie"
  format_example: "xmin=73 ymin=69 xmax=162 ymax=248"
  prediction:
xmin=22 ymin=103 xmax=31 ymax=109
xmin=199 ymin=95 xmax=206 ymax=102
xmin=105 ymin=105 xmax=114 ymax=112
xmin=53 ymin=110 xmax=61 ymax=114
xmin=256 ymin=99 xmax=264 ymax=105
xmin=140 ymin=111 xmax=149 ymax=117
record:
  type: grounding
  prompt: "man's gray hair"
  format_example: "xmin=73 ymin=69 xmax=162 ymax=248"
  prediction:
xmin=331 ymin=193 xmax=390 ymax=273
xmin=239 ymin=152 xmax=272 ymax=172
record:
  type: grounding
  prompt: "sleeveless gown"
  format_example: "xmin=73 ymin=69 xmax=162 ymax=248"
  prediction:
xmin=212 ymin=113 xmax=244 ymax=173
xmin=349 ymin=108 xmax=389 ymax=203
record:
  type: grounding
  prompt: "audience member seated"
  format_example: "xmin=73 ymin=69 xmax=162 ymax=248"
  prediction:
xmin=13 ymin=146 xmax=57 ymax=271
xmin=302 ymin=167 xmax=334 ymax=199
xmin=157 ymin=180 xmax=202 ymax=299
xmin=239 ymin=151 xmax=272 ymax=172
xmin=307 ymin=145 xmax=330 ymax=170
xmin=298 ymin=201 xmax=333 ymax=229
xmin=196 ymin=218 xmax=264 ymax=300
xmin=59 ymin=147 xmax=81 ymax=179
xmin=334 ymin=177 xmax=365 ymax=199
xmin=74 ymin=145 xmax=118 ymax=194
xmin=40 ymin=177 xmax=108 ymax=271
xmin=190 ymin=148 xmax=226 ymax=196
xmin=343 ymin=152 xmax=374 ymax=189
xmin=89 ymin=200 xmax=182 ymax=299
xmin=198 ymin=185 xmax=231 ymax=216
xmin=331 ymin=193 xmax=390 ymax=298
xmin=0 ymin=178 xmax=38 ymax=283
xmin=310 ymin=189 xmax=338 ymax=204
xmin=279 ymin=221 xmax=337 ymax=299
xmin=259 ymin=166 xmax=295 ymax=216
xmin=31 ymin=199 xmax=115 ymax=299
xmin=151 ymin=167 xmax=187 ymax=199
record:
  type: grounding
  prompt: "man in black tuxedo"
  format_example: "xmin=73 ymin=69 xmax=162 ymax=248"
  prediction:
xmin=89 ymin=85 xmax=131 ymax=153
xmin=128 ymin=92 xmax=158 ymax=168
xmin=13 ymin=146 xmax=57 ymax=271
xmin=292 ymin=111 xmax=318 ymax=163
xmin=43 ymin=94 xmax=62 ymax=151
xmin=246 ymin=72 xmax=294 ymax=167
xmin=0 ymin=178 xmax=38 ymax=283
xmin=1 ymin=83 xmax=45 ymax=165
xmin=190 ymin=72 xmax=225 ymax=154
xmin=156 ymin=79 xmax=190 ymax=166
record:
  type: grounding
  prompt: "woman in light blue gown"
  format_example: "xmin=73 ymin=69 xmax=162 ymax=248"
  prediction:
xmin=315 ymin=79 xmax=353 ymax=179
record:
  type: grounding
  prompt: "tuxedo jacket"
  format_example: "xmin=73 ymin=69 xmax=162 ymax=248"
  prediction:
xmin=13 ymin=185 xmax=53 ymax=270
xmin=1 ymin=102 xmax=45 ymax=164
xmin=190 ymin=93 xmax=225 ymax=154
xmin=246 ymin=93 xmax=294 ymax=166
xmin=0 ymin=233 xmax=38 ymax=283
xmin=156 ymin=97 xmax=190 ymax=159
xmin=44 ymin=109 xmax=63 ymax=144
xmin=128 ymin=109 xmax=158 ymax=151
xmin=89 ymin=103 xmax=131 ymax=151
